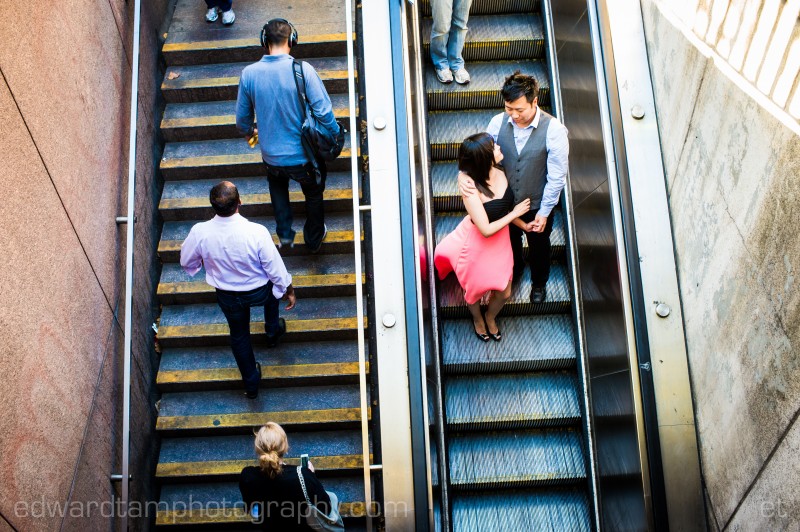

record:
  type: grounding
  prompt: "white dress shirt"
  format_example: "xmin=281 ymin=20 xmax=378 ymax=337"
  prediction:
xmin=486 ymin=107 xmax=569 ymax=217
xmin=180 ymin=213 xmax=292 ymax=299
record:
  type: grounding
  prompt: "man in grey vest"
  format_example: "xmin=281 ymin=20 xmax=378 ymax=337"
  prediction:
xmin=460 ymin=71 xmax=569 ymax=303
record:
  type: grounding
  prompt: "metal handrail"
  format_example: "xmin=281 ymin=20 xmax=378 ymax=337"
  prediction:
xmin=540 ymin=1 xmax=601 ymax=526
xmin=345 ymin=0 xmax=373 ymax=526
xmin=118 ymin=0 xmax=142 ymax=529
xmin=587 ymin=0 xmax=654 ymax=526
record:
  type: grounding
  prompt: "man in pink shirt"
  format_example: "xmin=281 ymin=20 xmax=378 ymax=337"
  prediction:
xmin=180 ymin=181 xmax=296 ymax=398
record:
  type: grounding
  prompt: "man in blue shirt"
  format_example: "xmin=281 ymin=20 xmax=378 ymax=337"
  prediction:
xmin=235 ymin=18 xmax=340 ymax=252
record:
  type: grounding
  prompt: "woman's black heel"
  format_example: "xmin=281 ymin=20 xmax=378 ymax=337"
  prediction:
xmin=484 ymin=311 xmax=501 ymax=341
xmin=473 ymin=319 xmax=490 ymax=342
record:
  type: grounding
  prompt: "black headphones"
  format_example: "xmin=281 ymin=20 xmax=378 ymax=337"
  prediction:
xmin=261 ymin=18 xmax=299 ymax=49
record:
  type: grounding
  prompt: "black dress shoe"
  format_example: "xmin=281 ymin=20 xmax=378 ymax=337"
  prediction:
xmin=531 ymin=286 xmax=546 ymax=304
xmin=265 ymin=318 xmax=286 ymax=348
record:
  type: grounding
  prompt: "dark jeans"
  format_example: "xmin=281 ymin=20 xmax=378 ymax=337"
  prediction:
xmin=205 ymin=0 xmax=233 ymax=10
xmin=215 ymin=282 xmax=280 ymax=394
xmin=509 ymin=209 xmax=556 ymax=288
xmin=265 ymin=159 xmax=327 ymax=249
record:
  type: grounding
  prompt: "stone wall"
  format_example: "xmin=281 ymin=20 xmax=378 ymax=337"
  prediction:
xmin=0 ymin=1 xmax=172 ymax=530
xmin=640 ymin=0 xmax=800 ymax=529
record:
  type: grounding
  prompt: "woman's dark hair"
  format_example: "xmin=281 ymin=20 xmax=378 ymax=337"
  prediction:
xmin=210 ymin=181 xmax=240 ymax=217
xmin=458 ymin=132 xmax=496 ymax=198
xmin=501 ymin=70 xmax=539 ymax=104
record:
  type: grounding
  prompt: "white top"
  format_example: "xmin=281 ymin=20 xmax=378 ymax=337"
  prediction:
xmin=180 ymin=213 xmax=292 ymax=298
xmin=486 ymin=107 xmax=569 ymax=217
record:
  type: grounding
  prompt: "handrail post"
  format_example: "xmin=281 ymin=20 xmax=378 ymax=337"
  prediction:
xmin=120 ymin=0 xmax=142 ymax=529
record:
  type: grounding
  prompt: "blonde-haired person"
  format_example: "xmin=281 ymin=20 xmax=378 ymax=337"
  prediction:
xmin=239 ymin=422 xmax=333 ymax=530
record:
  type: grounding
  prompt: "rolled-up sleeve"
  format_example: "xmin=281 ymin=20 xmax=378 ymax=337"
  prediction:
xmin=180 ymin=227 xmax=203 ymax=276
xmin=235 ymin=70 xmax=255 ymax=136
xmin=258 ymin=236 xmax=292 ymax=299
xmin=538 ymin=119 xmax=569 ymax=217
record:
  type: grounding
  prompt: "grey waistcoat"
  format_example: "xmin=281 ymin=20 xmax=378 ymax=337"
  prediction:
xmin=497 ymin=111 xmax=552 ymax=211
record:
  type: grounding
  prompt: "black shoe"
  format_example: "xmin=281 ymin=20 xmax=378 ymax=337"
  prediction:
xmin=473 ymin=320 xmax=490 ymax=342
xmin=265 ymin=318 xmax=286 ymax=348
xmin=531 ymin=286 xmax=546 ymax=304
xmin=487 ymin=329 xmax=502 ymax=342
xmin=244 ymin=363 xmax=262 ymax=399
xmin=309 ymin=224 xmax=328 ymax=254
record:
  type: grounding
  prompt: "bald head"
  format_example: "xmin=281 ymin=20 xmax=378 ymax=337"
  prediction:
xmin=210 ymin=181 xmax=240 ymax=216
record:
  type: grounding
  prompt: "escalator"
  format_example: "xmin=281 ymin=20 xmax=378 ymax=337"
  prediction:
xmin=418 ymin=0 xmax=594 ymax=528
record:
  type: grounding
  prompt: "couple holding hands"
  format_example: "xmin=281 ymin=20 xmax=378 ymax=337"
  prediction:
xmin=434 ymin=71 xmax=569 ymax=342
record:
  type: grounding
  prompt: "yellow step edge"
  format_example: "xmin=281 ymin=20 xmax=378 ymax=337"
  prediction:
xmin=161 ymin=106 xmax=349 ymax=129
xmin=158 ymin=317 xmax=367 ymax=340
xmin=156 ymin=501 xmax=373 ymax=525
xmin=156 ymin=407 xmax=365 ymax=431
xmin=157 ymin=361 xmax=366 ymax=386
xmin=162 ymin=33 xmax=354 ymax=53
xmin=160 ymin=147 xmax=353 ymax=170
xmin=156 ymin=453 xmax=368 ymax=478
xmin=162 ymin=69 xmax=350 ymax=90
xmin=159 ymin=189 xmax=353 ymax=211
xmin=158 ymin=274 xmax=363 ymax=297
xmin=159 ymin=229 xmax=360 ymax=254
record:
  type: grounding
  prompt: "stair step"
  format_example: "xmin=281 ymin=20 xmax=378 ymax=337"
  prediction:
xmin=437 ymin=263 xmax=571 ymax=318
xmin=425 ymin=61 xmax=548 ymax=111
xmin=434 ymin=211 xmax=566 ymax=257
xmin=159 ymin=174 xmax=356 ymax=221
xmin=156 ymin=478 xmax=366 ymax=525
xmin=156 ymin=384 xmax=363 ymax=433
xmin=421 ymin=15 xmax=544 ymax=62
xmin=158 ymin=212 xmax=360 ymax=262
xmin=157 ymin=430 xmax=365 ymax=480
xmin=157 ymin=340 xmax=362 ymax=391
xmin=448 ymin=429 xmax=586 ymax=489
xmin=419 ymin=0 xmax=539 ymax=16
xmin=445 ymin=372 xmax=581 ymax=430
xmin=451 ymin=489 xmax=591 ymax=530
xmin=441 ymin=315 xmax=575 ymax=374
xmin=162 ymin=57 xmax=351 ymax=103
xmin=158 ymin=254 xmax=362 ymax=304
xmin=157 ymin=296 xmax=362 ymax=348
xmin=159 ymin=137 xmax=355 ymax=180
xmin=161 ymin=94 xmax=350 ymax=141
xmin=162 ymin=10 xmax=349 ymax=67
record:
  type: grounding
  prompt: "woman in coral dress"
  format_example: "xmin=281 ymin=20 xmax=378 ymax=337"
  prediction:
xmin=434 ymin=132 xmax=530 ymax=341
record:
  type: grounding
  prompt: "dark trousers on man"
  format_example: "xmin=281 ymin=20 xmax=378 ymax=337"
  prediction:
xmin=265 ymin=159 xmax=327 ymax=250
xmin=205 ymin=0 xmax=232 ymax=11
xmin=215 ymin=282 xmax=280 ymax=394
xmin=509 ymin=209 xmax=556 ymax=288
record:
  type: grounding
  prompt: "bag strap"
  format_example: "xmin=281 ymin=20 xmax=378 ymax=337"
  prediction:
xmin=296 ymin=466 xmax=312 ymax=505
xmin=292 ymin=60 xmax=309 ymax=120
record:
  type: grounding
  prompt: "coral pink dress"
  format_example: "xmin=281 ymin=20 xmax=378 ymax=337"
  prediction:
xmin=434 ymin=185 xmax=514 ymax=305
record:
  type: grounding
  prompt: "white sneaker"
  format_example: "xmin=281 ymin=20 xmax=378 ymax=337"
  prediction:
xmin=221 ymin=9 xmax=235 ymax=25
xmin=453 ymin=67 xmax=471 ymax=85
xmin=205 ymin=7 xmax=218 ymax=22
xmin=436 ymin=68 xmax=454 ymax=84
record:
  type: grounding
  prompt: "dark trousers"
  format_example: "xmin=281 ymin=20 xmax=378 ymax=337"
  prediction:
xmin=265 ymin=160 xmax=327 ymax=250
xmin=215 ymin=282 xmax=279 ymax=394
xmin=509 ymin=209 xmax=556 ymax=288
xmin=205 ymin=0 xmax=232 ymax=10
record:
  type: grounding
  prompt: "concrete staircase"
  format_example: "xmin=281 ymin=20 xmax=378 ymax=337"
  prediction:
xmin=152 ymin=2 xmax=368 ymax=528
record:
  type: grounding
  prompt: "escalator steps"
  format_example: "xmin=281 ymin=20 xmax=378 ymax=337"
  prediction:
xmin=445 ymin=372 xmax=581 ymax=430
xmin=451 ymin=489 xmax=591 ymax=531
xmin=448 ymin=429 xmax=586 ymax=488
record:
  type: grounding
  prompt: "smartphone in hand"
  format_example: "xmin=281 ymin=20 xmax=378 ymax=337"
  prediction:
xmin=300 ymin=453 xmax=309 ymax=469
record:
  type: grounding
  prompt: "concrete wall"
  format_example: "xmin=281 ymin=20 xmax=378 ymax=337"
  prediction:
xmin=0 ymin=1 xmax=172 ymax=530
xmin=640 ymin=0 xmax=800 ymax=529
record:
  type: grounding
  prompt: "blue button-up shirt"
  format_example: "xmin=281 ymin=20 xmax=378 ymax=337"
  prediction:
xmin=180 ymin=213 xmax=292 ymax=298
xmin=487 ymin=108 xmax=569 ymax=218
xmin=236 ymin=54 xmax=339 ymax=166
